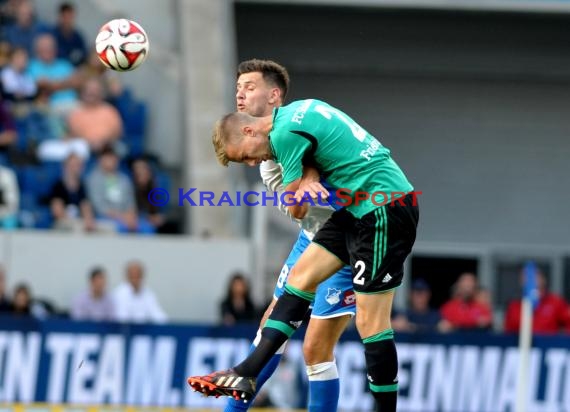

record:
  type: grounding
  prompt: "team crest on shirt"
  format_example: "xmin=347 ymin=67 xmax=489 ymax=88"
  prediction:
xmin=325 ymin=288 xmax=342 ymax=305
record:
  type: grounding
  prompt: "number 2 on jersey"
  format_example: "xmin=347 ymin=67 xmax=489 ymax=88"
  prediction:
xmin=353 ymin=260 xmax=366 ymax=285
xmin=315 ymin=104 xmax=367 ymax=142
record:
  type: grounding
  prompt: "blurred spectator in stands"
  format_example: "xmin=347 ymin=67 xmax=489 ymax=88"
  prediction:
xmin=476 ymin=286 xmax=493 ymax=308
xmin=220 ymin=272 xmax=257 ymax=325
xmin=76 ymin=49 xmax=124 ymax=105
xmin=0 ymin=96 xmax=17 ymax=150
xmin=392 ymin=278 xmax=442 ymax=333
xmin=51 ymin=2 xmax=86 ymax=67
xmin=0 ymin=0 xmax=23 ymax=27
xmin=28 ymin=33 xmax=78 ymax=115
xmin=49 ymin=153 xmax=113 ymax=232
xmin=3 ymin=0 xmax=49 ymax=56
xmin=0 ymin=47 xmax=37 ymax=110
xmin=504 ymin=269 xmax=570 ymax=334
xmin=11 ymin=282 xmax=32 ymax=316
xmin=439 ymin=272 xmax=493 ymax=332
xmin=87 ymin=145 xmax=154 ymax=234
xmin=70 ymin=267 xmax=115 ymax=321
xmin=112 ymin=260 xmax=168 ymax=323
xmin=11 ymin=282 xmax=53 ymax=319
xmin=0 ymin=41 xmax=11 ymax=68
xmin=0 ymin=161 xmax=19 ymax=229
xmin=131 ymin=157 xmax=170 ymax=233
xmin=67 ymin=77 xmax=123 ymax=154
xmin=0 ymin=265 xmax=12 ymax=312
xmin=36 ymin=121 xmax=90 ymax=162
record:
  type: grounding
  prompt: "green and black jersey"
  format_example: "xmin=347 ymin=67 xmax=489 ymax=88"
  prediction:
xmin=269 ymin=99 xmax=414 ymax=218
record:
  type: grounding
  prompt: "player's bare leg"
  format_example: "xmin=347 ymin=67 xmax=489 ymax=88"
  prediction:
xmin=303 ymin=315 xmax=352 ymax=412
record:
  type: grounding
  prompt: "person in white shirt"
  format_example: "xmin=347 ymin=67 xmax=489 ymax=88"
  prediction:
xmin=0 ymin=47 xmax=37 ymax=103
xmin=112 ymin=260 xmax=167 ymax=324
xmin=0 ymin=164 xmax=19 ymax=229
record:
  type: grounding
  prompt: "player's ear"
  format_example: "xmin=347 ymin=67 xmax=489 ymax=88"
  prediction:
xmin=268 ymin=88 xmax=280 ymax=105
xmin=243 ymin=125 xmax=255 ymax=137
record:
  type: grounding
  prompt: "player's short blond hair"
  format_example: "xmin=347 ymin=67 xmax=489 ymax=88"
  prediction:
xmin=212 ymin=112 xmax=251 ymax=166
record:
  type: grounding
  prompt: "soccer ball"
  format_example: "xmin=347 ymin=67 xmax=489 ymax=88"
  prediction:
xmin=95 ymin=19 xmax=149 ymax=72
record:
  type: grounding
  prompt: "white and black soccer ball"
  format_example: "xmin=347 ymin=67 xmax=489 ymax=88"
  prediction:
xmin=95 ymin=19 xmax=149 ymax=72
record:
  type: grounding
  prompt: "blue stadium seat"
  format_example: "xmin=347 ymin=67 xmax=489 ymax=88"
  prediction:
xmin=124 ymin=134 xmax=145 ymax=157
xmin=34 ymin=206 xmax=53 ymax=229
xmin=19 ymin=191 xmax=37 ymax=211
xmin=125 ymin=103 xmax=147 ymax=136
xmin=83 ymin=156 xmax=98 ymax=177
xmin=18 ymin=163 xmax=62 ymax=202
xmin=155 ymin=171 xmax=171 ymax=192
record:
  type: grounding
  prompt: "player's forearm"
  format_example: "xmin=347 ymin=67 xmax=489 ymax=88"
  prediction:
xmin=301 ymin=165 xmax=320 ymax=184
xmin=283 ymin=178 xmax=308 ymax=219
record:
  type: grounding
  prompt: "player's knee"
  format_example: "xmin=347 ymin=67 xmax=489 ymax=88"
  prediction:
xmin=355 ymin=310 xmax=391 ymax=338
xmin=303 ymin=336 xmax=334 ymax=365
xmin=306 ymin=359 xmax=339 ymax=381
xmin=287 ymin=266 xmax=319 ymax=291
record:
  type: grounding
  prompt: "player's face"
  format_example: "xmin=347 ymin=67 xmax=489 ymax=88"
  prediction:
xmin=226 ymin=134 xmax=272 ymax=167
xmin=236 ymin=72 xmax=279 ymax=117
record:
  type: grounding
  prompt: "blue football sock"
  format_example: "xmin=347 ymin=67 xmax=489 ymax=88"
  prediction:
xmin=306 ymin=360 xmax=340 ymax=412
xmin=223 ymin=344 xmax=282 ymax=412
xmin=308 ymin=378 xmax=340 ymax=412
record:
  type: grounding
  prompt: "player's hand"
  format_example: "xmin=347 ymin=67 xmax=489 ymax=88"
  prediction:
xmin=295 ymin=181 xmax=329 ymax=203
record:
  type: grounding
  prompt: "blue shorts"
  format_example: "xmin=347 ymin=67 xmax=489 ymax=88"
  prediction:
xmin=274 ymin=230 xmax=356 ymax=318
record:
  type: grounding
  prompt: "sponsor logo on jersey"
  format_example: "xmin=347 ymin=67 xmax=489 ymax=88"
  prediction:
xmin=382 ymin=273 xmax=392 ymax=283
xmin=291 ymin=99 xmax=313 ymax=125
xmin=342 ymin=291 xmax=356 ymax=306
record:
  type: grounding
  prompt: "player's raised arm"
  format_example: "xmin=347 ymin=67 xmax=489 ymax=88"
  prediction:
xmin=284 ymin=178 xmax=308 ymax=219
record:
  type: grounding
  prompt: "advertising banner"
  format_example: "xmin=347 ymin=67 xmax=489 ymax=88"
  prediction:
xmin=0 ymin=318 xmax=568 ymax=412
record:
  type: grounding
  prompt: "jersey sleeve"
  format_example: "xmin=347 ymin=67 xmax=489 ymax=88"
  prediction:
xmin=259 ymin=160 xmax=283 ymax=193
xmin=271 ymin=130 xmax=312 ymax=186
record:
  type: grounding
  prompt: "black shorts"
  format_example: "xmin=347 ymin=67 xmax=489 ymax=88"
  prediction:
xmin=313 ymin=193 xmax=419 ymax=293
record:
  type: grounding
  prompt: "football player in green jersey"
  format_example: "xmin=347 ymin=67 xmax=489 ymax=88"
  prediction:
xmin=189 ymin=98 xmax=419 ymax=412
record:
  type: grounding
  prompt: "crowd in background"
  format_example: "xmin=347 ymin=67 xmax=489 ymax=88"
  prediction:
xmin=219 ymin=269 xmax=570 ymax=336
xmin=0 ymin=260 xmax=168 ymax=323
xmin=3 ymin=262 xmax=566 ymax=334
xmin=0 ymin=0 xmax=568 ymax=336
xmin=0 ymin=0 xmax=179 ymax=234
xmin=394 ymin=270 xmax=570 ymax=335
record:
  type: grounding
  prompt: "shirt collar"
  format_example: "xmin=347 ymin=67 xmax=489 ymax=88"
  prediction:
xmin=268 ymin=107 xmax=280 ymax=160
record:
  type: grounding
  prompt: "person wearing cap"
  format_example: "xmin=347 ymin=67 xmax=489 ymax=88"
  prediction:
xmin=391 ymin=278 xmax=442 ymax=333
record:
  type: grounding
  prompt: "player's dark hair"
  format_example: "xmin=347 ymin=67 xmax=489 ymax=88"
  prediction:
xmin=237 ymin=59 xmax=290 ymax=100
xmin=59 ymin=2 xmax=75 ymax=13
xmin=89 ymin=267 xmax=105 ymax=281
xmin=224 ymin=272 xmax=252 ymax=300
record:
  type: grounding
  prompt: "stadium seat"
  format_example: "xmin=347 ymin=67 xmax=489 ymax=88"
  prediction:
xmin=18 ymin=163 xmax=62 ymax=203
xmin=34 ymin=206 xmax=54 ymax=229
xmin=155 ymin=171 xmax=171 ymax=193
xmin=116 ymin=89 xmax=148 ymax=135
xmin=124 ymin=134 xmax=145 ymax=157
